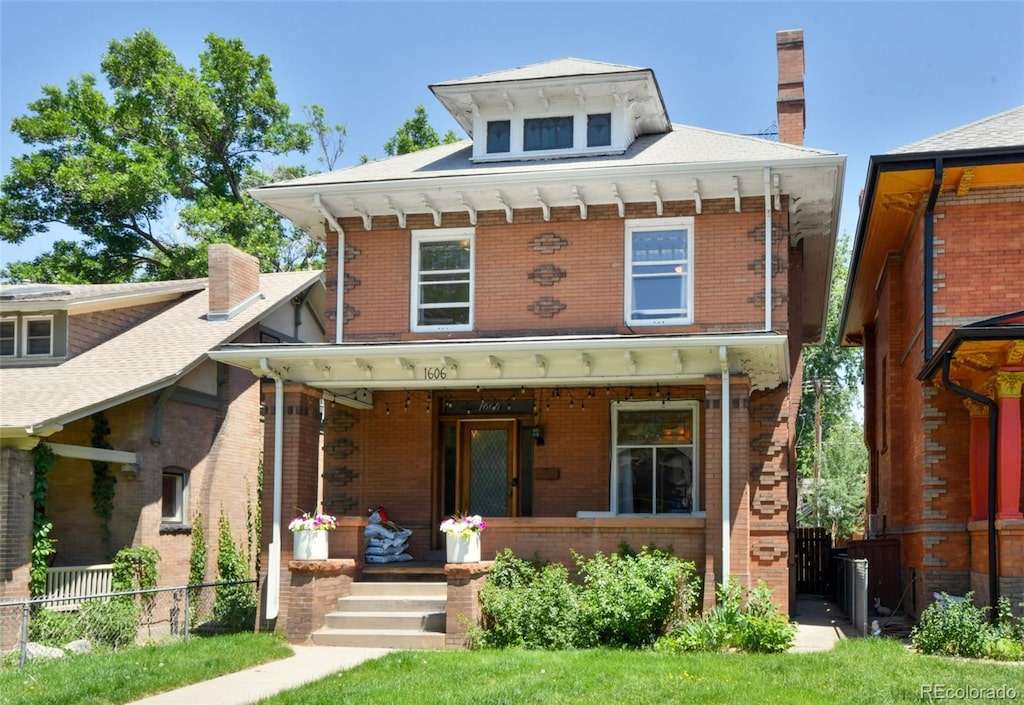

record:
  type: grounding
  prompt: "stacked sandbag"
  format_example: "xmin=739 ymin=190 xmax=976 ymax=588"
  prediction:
xmin=364 ymin=506 xmax=413 ymax=563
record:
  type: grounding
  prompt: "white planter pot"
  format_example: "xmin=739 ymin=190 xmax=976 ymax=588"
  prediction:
xmin=293 ymin=530 xmax=329 ymax=560
xmin=445 ymin=532 xmax=481 ymax=563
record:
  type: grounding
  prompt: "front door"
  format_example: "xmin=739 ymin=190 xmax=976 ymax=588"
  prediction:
xmin=459 ymin=419 xmax=517 ymax=516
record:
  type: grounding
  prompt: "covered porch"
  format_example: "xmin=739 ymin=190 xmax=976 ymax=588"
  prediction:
xmin=211 ymin=332 xmax=797 ymax=641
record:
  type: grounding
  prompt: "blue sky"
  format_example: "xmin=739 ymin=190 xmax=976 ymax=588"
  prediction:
xmin=2 ymin=1 xmax=1022 ymax=267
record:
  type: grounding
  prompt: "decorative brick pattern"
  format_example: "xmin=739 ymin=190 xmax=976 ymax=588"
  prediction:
xmin=527 ymin=296 xmax=567 ymax=318
xmin=528 ymin=232 xmax=569 ymax=254
xmin=342 ymin=303 xmax=359 ymax=323
xmin=344 ymin=243 xmax=362 ymax=262
xmin=751 ymin=538 xmax=786 ymax=563
xmin=344 ymin=273 xmax=361 ymax=293
xmin=528 ymin=263 xmax=567 ymax=287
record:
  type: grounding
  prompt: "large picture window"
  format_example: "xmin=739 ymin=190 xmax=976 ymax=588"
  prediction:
xmin=612 ymin=401 xmax=698 ymax=515
xmin=625 ymin=217 xmax=693 ymax=326
xmin=411 ymin=229 xmax=474 ymax=332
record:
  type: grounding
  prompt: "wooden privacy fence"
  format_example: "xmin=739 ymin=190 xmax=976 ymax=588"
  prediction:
xmin=43 ymin=564 xmax=114 ymax=610
xmin=795 ymin=527 xmax=832 ymax=596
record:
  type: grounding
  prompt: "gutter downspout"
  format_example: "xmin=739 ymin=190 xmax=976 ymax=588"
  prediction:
xmin=941 ymin=350 xmax=1000 ymax=618
xmin=923 ymin=159 xmax=943 ymax=365
xmin=259 ymin=358 xmax=284 ymax=621
xmin=720 ymin=345 xmax=731 ymax=585
xmin=313 ymin=194 xmax=345 ymax=344
xmin=763 ymin=167 xmax=773 ymax=331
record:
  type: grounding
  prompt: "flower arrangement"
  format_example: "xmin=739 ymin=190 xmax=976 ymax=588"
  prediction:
xmin=288 ymin=511 xmax=337 ymax=532
xmin=439 ymin=514 xmax=486 ymax=539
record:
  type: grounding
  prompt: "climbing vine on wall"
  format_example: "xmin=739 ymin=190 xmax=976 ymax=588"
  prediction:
xmin=29 ymin=443 xmax=57 ymax=597
xmin=90 ymin=412 xmax=117 ymax=554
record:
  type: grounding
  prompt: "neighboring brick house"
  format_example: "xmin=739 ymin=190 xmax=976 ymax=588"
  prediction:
xmin=212 ymin=30 xmax=844 ymax=626
xmin=838 ymin=106 xmax=1024 ymax=617
xmin=0 ymin=245 xmax=325 ymax=615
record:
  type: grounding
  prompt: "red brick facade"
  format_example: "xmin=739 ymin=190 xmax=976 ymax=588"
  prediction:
xmin=860 ymin=186 xmax=1024 ymax=614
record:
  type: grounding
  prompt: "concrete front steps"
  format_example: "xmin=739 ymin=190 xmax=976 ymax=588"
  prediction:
xmin=311 ymin=580 xmax=447 ymax=649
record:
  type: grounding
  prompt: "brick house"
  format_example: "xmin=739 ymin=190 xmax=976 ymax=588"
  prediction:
xmin=210 ymin=30 xmax=844 ymax=638
xmin=0 ymin=245 xmax=325 ymax=622
xmin=838 ymin=105 xmax=1024 ymax=617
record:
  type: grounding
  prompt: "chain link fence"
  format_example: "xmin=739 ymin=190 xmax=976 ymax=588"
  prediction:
xmin=0 ymin=580 xmax=258 ymax=669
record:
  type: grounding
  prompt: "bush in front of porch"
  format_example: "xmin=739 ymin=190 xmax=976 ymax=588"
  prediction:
xmin=473 ymin=547 xmax=698 ymax=649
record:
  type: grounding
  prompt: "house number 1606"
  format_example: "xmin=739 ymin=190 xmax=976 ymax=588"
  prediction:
xmin=423 ymin=367 xmax=448 ymax=380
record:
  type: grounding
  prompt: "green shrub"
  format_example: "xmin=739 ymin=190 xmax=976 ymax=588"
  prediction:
xmin=576 ymin=547 xmax=694 ymax=648
xmin=477 ymin=551 xmax=580 ymax=649
xmin=80 ymin=599 xmax=140 ymax=649
xmin=28 ymin=608 xmax=81 ymax=647
xmin=656 ymin=579 xmax=795 ymax=654
xmin=476 ymin=547 xmax=697 ymax=650
xmin=911 ymin=593 xmax=1023 ymax=661
xmin=214 ymin=513 xmax=256 ymax=631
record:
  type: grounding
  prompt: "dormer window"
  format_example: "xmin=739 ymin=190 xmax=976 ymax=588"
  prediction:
xmin=487 ymin=120 xmax=510 ymax=154
xmin=482 ymin=111 xmax=623 ymax=160
xmin=587 ymin=113 xmax=612 ymax=147
xmin=0 ymin=318 xmax=14 ymax=357
xmin=524 ymin=116 xmax=573 ymax=151
xmin=24 ymin=316 xmax=53 ymax=356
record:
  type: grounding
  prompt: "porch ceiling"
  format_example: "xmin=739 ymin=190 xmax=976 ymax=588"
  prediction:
xmin=209 ymin=333 xmax=790 ymax=400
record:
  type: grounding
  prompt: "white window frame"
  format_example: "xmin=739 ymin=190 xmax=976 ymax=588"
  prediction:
xmin=609 ymin=400 xmax=701 ymax=516
xmin=410 ymin=228 xmax=475 ymax=333
xmin=624 ymin=217 xmax=694 ymax=326
xmin=473 ymin=101 xmax=626 ymax=162
xmin=22 ymin=315 xmax=53 ymax=357
xmin=0 ymin=317 xmax=16 ymax=357
xmin=161 ymin=467 xmax=189 ymax=525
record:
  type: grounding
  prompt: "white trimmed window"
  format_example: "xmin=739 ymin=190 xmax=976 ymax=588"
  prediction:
xmin=475 ymin=104 xmax=624 ymax=161
xmin=411 ymin=228 xmax=474 ymax=332
xmin=612 ymin=401 xmax=699 ymax=515
xmin=0 ymin=318 xmax=15 ymax=357
xmin=22 ymin=315 xmax=53 ymax=356
xmin=624 ymin=217 xmax=694 ymax=326
xmin=161 ymin=467 xmax=188 ymax=524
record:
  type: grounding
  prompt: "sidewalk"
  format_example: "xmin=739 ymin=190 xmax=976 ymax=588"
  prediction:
xmin=125 ymin=645 xmax=392 ymax=705
xmin=789 ymin=596 xmax=859 ymax=653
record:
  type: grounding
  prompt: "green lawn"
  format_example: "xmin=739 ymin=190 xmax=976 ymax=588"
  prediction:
xmin=258 ymin=639 xmax=1023 ymax=705
xmin=0 ymin=632 xmax=292 ymax=705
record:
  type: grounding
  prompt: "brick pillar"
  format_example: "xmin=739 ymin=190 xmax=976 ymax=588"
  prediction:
xmin=0 ymin=448 xmax=34 ymax=652
xmin=445 ymin=562 xmax=490 ymax=649
xmin=995 ymin=372 xmax=1023 ymax=519
xmin=964 ymin=399 xmax=991 ymax=522
xmin=282 ymin=559 xmax=356 ymax=643
xmin=702 ymin=376 xmax=722 ymax=610
xmin=261 ymin=383 xmax=324 ymax=633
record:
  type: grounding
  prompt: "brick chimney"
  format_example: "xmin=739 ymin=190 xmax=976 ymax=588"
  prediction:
xmin=776 ymin=29 xmax=805 ymax=146
xmin=208 ymin=244 xmax=261 ymax=320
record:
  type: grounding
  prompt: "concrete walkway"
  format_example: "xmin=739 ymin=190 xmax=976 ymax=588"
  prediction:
xmin=127 ymin=598 xmax=854 ymax=705
xmin=125 ymin=645 xmax=392 ymax=705
xmin=789 ymin=596 xmax=859 ymax=653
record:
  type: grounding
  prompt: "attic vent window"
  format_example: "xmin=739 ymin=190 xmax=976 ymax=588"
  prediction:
xmin=524 ymin=116 xmax=573 ymax=151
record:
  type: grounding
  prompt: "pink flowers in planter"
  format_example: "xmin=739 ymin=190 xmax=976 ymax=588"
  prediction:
xmin=288 ymin=512 xmax=337 ymax=532
xmin=439 ymin=514 xmax=487 ymax=539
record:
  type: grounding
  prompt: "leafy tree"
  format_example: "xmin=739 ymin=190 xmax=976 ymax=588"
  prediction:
xmin=1 ymin=30 xmax=324 ymax=283
xmin=382 ymin=105 xmax=459 ymax=157
xmin=796 ymin=232 xmax=867 ymax=537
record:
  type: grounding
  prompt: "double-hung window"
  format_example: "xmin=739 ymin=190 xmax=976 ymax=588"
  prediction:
xmin=612 ymin=401 xmax=699 ymax=515
xmin=625 ymin=217 xmax=693 ymax=326
xmin=23 ymin=316 xmax=53 ymax=356
xmin=411 ymin=228 xmax=474 ymax=332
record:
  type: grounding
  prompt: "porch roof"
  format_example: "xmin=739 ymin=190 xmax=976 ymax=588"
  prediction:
xmin=209 ymin=332 xmax=790 ymax=404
